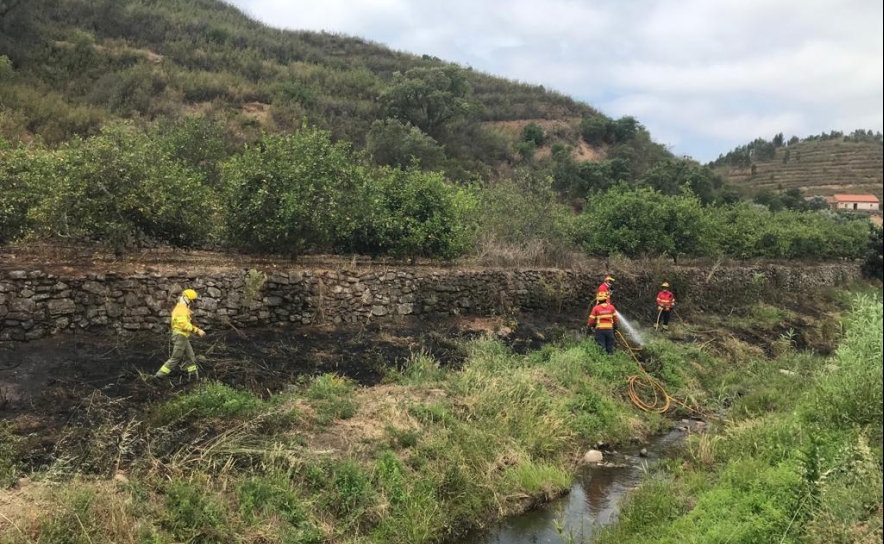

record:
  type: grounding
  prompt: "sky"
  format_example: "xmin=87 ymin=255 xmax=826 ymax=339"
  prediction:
xmin=227 ymin=0 xmax=883 ymax=162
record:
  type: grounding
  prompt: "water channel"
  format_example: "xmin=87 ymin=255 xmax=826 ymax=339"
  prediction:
xmin=452 ymin=428 xmax=686 ymax=544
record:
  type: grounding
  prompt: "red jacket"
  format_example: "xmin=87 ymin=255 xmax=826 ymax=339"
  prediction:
xmin=656 ymin=290 xmax=675 ymax=310
xmin=596 ymin=282 xmax=611 ymax=302
xmin=588 ymin=302 xmax=619 ymax=330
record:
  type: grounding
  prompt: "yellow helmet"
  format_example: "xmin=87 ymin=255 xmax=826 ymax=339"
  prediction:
xmin=182 ymin=289 xmax=199 ymax=301
xmin=604 ymin=275 xmax=615 ymax=283
xmin=661 ymin=282 xmax=670 ymax=288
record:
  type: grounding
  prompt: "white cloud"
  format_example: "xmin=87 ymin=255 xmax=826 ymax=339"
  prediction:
xmin=227 ymin=0 xmax=884 ymax=161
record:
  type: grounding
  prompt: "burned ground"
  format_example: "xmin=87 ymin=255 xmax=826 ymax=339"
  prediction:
xmin=0 ymin=308 xmax=582 ymax=472
xmin=0 ymin=288 xmax=845 ymax=480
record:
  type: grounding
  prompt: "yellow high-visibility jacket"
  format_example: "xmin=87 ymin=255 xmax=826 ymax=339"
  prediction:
xmin=170 ymin=301 xmax=200 ymax=337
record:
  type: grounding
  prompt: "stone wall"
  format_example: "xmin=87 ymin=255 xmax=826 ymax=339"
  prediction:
xmin=0 ymin=263 xmax=861 ymax=342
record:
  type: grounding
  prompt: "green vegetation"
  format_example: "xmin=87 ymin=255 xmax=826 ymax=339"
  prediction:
xmin=0 ymin=1 xmax=875 ymax=264
xmin=2 ymin=290 xmax=881 ymax=543
xmin=597 ymin=294 xmax=883 ymax=544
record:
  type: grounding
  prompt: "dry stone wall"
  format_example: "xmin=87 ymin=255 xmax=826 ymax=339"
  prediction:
xmin=0 ymin=263 xmax=860 ymax=342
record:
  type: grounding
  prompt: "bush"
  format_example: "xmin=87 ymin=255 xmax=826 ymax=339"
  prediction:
xmin=222 ymin=128 xmax=371 ymax=255
xmin=0 ymin=144 xmax=52 ymax=244
xmin=579 ymin=115 xmax=612 ymax=145
xmin=801 ymin=295 xmax=883 ymax=437
xmin=521 ymin=122 xmax=544 ymax=146
xmin=29 ymin=123 xmax=215 ymax=251
xmin=352 ymin=167 xmax=476 ymax=260
xmin=861 ymin=225 xmax=883 ymax=279
xmin=366 ymin=118 xmax=444 ymax=170
xmin=576 ymin=185 xmax=711 ymax=260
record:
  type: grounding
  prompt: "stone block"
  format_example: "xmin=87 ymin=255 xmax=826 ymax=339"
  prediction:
xmin=47 ymin=298 xmax=76 ymax=316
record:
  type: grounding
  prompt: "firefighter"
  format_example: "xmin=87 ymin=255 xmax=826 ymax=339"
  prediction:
xmin=154 ymin=289 xmax=205 ymax=381
xmin=596 ymin=275 xmax=616 ymax=304
xmin=587 ymin=292 xmax=619 ymax=355
xmin=655 ymin=282 xmax=676 ymax=331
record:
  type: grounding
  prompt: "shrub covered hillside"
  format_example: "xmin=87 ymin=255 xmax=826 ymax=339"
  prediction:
xmin=0 ymin=0 xmax=877 ymax=266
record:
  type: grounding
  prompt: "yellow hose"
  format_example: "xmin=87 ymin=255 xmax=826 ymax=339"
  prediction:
xmin=616 ymin=330 xmax=673 ymax=414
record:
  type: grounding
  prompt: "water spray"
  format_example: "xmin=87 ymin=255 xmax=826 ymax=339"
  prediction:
xmin=615 ymin=311 xmax=646 ymax=346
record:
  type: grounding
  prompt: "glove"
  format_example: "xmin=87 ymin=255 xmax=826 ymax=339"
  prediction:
xmin=657 ymin=306 xmax=663 ymax=311
xmin=197 ymin=328 xmax=206 ymax=338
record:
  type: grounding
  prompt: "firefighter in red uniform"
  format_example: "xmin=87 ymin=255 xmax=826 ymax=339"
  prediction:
xmin=596 ymin=275 xmax=615 ymax=304
xmin=587 ymin=292 xmax=619 ymax=355
xmin=655 ymin=282 xmax=676 ymax=331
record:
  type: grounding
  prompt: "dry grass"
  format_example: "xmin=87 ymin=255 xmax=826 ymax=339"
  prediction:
xmin=469 ymin=236 xmax=591 ymax=270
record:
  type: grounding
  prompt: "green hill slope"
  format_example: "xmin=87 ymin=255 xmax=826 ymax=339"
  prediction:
xmin=0 ymin=0 xmax=606 ymax=174
xmin=711 ymin=133 xmax=883 ymax=200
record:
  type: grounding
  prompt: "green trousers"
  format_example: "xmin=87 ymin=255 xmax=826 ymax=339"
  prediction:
xmin=155 ymin=333 xmax=197 ymax=377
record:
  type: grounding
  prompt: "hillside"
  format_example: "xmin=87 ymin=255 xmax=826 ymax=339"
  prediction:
xmin=711 ymin=133 xmax=884 ymax=200
xmin=0 ymin=0 xmax=611 ymax=173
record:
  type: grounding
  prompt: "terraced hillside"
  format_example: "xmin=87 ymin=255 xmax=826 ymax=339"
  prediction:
xmin=714 ymin=138 xmax=883 ymax=200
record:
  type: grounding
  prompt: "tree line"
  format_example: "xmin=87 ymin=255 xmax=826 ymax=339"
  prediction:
xmin=2 ymin=120 xmax=876 ymax=268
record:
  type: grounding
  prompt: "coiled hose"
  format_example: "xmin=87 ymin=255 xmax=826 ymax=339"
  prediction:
xmin=616 ymin=330 xmax=673 ymax=413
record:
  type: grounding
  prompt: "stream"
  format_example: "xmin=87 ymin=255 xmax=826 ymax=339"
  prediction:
xmin=452 ymin=427 xmax=688 ymax=544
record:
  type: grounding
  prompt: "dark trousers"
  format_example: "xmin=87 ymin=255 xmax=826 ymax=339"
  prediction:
xmin=660 ymin=309 xmax=671 ymax=326
xmin=595 ymin=329 xmax=615 ymax=355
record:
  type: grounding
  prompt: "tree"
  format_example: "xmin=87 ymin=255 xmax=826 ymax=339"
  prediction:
xmin=223 ymin=128 xmax=370 ymax=256
xmin=0 ymin=143 xmax=51 ymax=244
xmin=365 ymin=118 xmax=444 ymax=170
xmin=31 ymin=123 xmax=215 ymax=251
xmin=788 ymin=135 xmax=800 ymax=145
xmin=861 ymin=225 xmax=883 ymax=280
xmin=612 ymin=116 xmax=640 ymax=142
xmin=357 ymin=167 xmax=476 ymax=260
xmin=579 ymin=115 xmax=612 ymax=146
xmin=576 ymin=185 xmax=711 ymax=260
xmin=772 ymin=132 xmax=784 ymax=147
xmin=380 ymin=66 xmax=476 ymax=137
xmin=522 ymin=122 xmax=544 ymax=146
xmin=640 ymin=158 xmax=721 ymax=204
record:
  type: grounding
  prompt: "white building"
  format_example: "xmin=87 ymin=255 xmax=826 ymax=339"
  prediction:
xmin=825 ymin=194 xmax=880 ymax=211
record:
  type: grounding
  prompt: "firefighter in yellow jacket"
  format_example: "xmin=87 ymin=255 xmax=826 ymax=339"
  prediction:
xmin=154 ymin=289 xmax=205 ymax=381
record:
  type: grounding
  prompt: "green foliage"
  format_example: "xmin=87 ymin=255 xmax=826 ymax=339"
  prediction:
xmin=577 ymin=185 xmax=712 ymax=260
xmin=0 ymin=423 xmax=19 ymax=488
xmin=236 ymin=476 xmax=308 ymax=526
xmin=579 ymin=115 xmax=612 ymax=145
xmin=30 ymin=123 xmax=215 ymax=251
xmin=521 ymin=122 xmax=544 ymax=146
xmin=861 ymin=225 xmax=883 ymax=279
xmin=0 ymin=144 xmax=52 ymax=243
xmin=387 ymin=351 xmax=445 ymax=386
xmin=365 ymin=118 xmax=444 ymax=170
xmin=640 ymin=158 xmax=726 ymax=205
xmin=163 ymin=479 xmax=233 ymax=544
xmin=222 ymin=128 xmax=370 ymax=255
xmin=151 ymin=382 xmax=263 ymax=425
xmin=380 ymin=66 xmax=477 ymax=137
xmin=305 ymin=374 xmax=357 ymax=425
xmin=801 ymin=294 xmax=883 ymax=438
xmin=598 ymin=295 xmax=884 ymax=544
xmin=365 ymin=167 xmax=476 ymax=260
xmin=223 ymin=128 xmax=473 ymax=260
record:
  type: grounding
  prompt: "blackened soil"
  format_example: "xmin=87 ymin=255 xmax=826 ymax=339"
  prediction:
xmin=0 ymin=310 xmax=583 ymax=471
